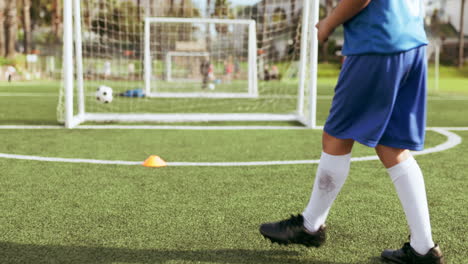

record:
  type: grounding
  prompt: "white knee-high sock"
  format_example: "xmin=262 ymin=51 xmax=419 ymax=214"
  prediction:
xmin=387 ymin=156 xmax=435 ymax=255
xmin=303 ymin=152 xmax=351 ymax=232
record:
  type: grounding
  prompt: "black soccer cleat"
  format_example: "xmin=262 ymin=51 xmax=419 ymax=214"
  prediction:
xmin=381 ymin=242 xmax=445 ymax=264
xmin=259 ymin=214 xmax=326 ymax=248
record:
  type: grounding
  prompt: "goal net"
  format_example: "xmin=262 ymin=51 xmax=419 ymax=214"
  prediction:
xmin=146 ymin=17 xmax=258 ymax=98
xmin=165 ymin=51 xmax=210 ymax=83
xmin=59 ymin=0 xmax=319 ymax=128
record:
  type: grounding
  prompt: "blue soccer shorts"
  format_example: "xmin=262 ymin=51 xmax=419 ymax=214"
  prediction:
xmin=324 ymin=46 xmax=427 ymax=151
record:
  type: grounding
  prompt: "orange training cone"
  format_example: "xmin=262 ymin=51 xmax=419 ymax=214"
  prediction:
xmin=143 ymin=155 xmax=167 ymax=168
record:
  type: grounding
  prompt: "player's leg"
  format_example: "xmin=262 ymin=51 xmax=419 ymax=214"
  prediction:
xmin=259 ymin=53 xmax=395 ymax=248
xmin=377 ymin=46 xmax=444 ymax=263
xmin=300 ymin=53 xmax=403 ymax=236
xmin=377 ymin=145 xmax=444 ymax=263
xmin=322 ymin=131 xmax=354 ymax=155
xmin=259 ymin=132 xmax=354 ymax=247
xmin=376 ymin=145 xmax=434 ymax=254
xmin=301 ymin=132 xmax=354 ymax=232
xmin=376 ymin=146 xmax=434 ymax=253
xmin=202 ymin=75 xmax=208 ymax=89
xmin=375 ymin=145 xmax=411 ymax=168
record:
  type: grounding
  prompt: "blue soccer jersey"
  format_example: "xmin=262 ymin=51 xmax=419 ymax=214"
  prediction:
xmin=342 ymin=0 xmax=428 ymax=55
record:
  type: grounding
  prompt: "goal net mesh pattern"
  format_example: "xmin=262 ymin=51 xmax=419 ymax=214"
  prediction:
xmin=58 ymin=0 xmax=315 ymax=126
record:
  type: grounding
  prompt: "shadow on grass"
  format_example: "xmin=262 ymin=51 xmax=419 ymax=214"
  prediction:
xmin=0 ymin=241 xmax=386 ymax=264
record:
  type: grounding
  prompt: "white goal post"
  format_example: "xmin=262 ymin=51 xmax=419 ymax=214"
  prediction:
xmin=61 ymin=0 xmax=320 ymax=129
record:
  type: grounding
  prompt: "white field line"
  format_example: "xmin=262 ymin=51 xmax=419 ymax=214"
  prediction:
xmin=427 ymin=127 xmax=468 ymax=131
xmin=0 ymin=125 xmax=63 ymax=129
xmin=0 ymin=153 xmax=141 ymax=166
xmin=0 ymin=128 xmax=462 ymax=167
xmin=414 ymin=128 xmax=462 ymax=155
xmin=426 ymin=97 xmax=468 ymax=101
xmin=0 ymin=93 xmax=58 ymax=97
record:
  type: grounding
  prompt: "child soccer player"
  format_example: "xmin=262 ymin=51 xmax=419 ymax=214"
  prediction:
xmin=200 ymin=56 xmax=211 ymax=89
xmin=259 ymin=0 xmax=445 ymax=263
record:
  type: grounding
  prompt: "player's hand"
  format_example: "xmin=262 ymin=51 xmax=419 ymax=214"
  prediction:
xmin=316 ymin=18 xmax=335 ymax=43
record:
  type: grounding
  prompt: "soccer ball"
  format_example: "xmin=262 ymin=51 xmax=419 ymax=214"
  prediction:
xmin=96 ymin=85 xmax=113 ymax=104
xmin=208 ymin=83 xmax=216 ymax=90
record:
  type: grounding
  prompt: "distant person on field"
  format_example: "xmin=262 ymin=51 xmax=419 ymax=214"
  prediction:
xmin=234 ymin=60 xmax=240 ymax=79
xmin=128 ymin=63 xmax=135 ymax=79
xmin=5 ymin=65 xmax=16 ymax=82
xmin=259 ymin=1 xmax=445 ymax=263
xmin=270 ymin=65 xmax=279 ymax=80
xmin=200 ymin=56 xmax=211 ymax=89
xmin=223 ymin=59 xmax=234 ymax=84
xmin=208 ymin=63 xmax=215 ymax=82
xmin=263 ymin=65 xmax=271 ymax=81
xmin=103 ymin=61 xmax=112 ymax=77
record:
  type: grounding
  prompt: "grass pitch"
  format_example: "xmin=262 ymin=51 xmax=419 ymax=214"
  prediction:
xmin=0 ymin=68 xmax=467 ymax=263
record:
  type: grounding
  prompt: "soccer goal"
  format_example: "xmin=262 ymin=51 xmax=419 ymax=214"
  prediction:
xmin=59 ymin=0 xmax=320 ymax=128
xmin=165 ymin=51 xmax=210 ymax=83
xmin=146 ymin=17 xmax=258 ymax=98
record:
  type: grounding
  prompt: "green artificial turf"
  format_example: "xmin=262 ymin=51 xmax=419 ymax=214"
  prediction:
xmin=0 ymin=129 xmax=446 ymax=162
xmin=0 ymin=132 xmax=466 ymax=263
xmin=1 ymin=76 xmax=467 ymax=126
xmin=0 ymin=65 xmax=467 ymax=263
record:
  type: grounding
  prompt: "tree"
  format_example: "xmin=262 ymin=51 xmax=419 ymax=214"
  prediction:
xmin=0 ymin=0 xmax=5 ymax=57
xmin=214 ymin=0 xmax=232 ymax=33
xmin=288 ymin=0 xmax=301 ymax=60
xmin=459 ymin=0 xmax=466 ymax=68
xmin=169 ymin=0 xmax=175 ymax=15
xmin=207 ymin=0 xmax=211 ymax=17
xmin=260 ymin=0 xmax=267 ymax=45
xmin=52 ymin=0 xmax=61 ymax=40
xmin=290 ymin=0 xmax=297 ymax=16
xmin=179 ymin=0 xmax=186 ymax=16
xmin=30 ymin=0 xmax=55 ymax=29
xmin=290 ymin=0 xmax=297 ymax=35
xmin=272 ymin=7 xmax=287 ymax=24
xmin=206 ymin=0 xmax=211 ymax=52
xmin=22 ymin=0 xmax=32 ymax=54
xmin=91 ymin=0 xmax=139 ymax=44
xmin=322 ymin=0 xmax=335 ymax=63
xmin=137 ymin=0 xmax=140 ymax=21
xmin=5 ymin=0 xmax=17 ymax=58
xmin=214 ymin=0 xmax=231 ymax=17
